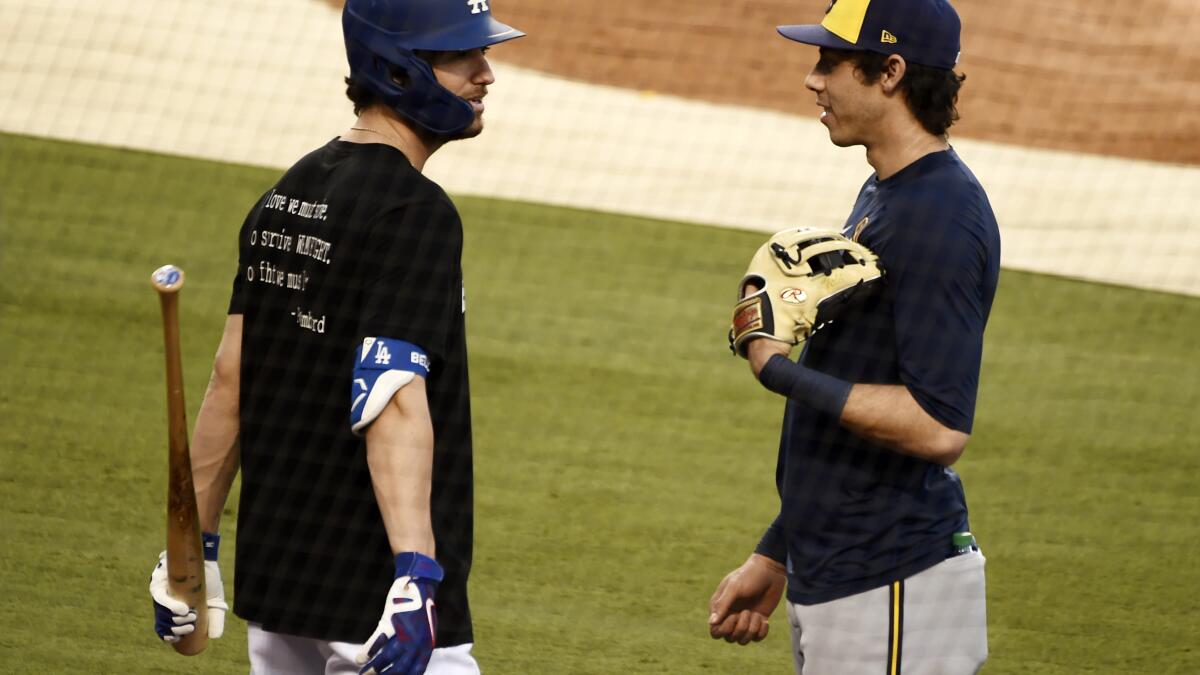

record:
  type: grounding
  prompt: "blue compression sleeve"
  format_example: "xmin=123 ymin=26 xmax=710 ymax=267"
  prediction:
xmin=758 ymin=354 xmax=852 ymax=419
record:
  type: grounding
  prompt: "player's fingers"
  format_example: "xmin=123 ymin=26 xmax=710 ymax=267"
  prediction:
xmin=755 ymin=614 xmax=771 ymax=642
xmin=153 ymin=594 xmax=194 ymax=642
xmin=356 ymin=633 xmax=386 ymax=667
xmin=709 ymin=575 xmax=738 ymax=624
xmin=741 ymin=613 xmax=766 ymax=645
xmin=390 ymin=648 xmax=417 ymax=675
xmin=150 ymin=584 xmax=193 ymax=616
xmin=358 ymin=649 xmax=383 ymax=675
xmin=207 ymin=605 xmax=226 ymax=639
xmin=728 ymin=610 xmax=753 ymax=644
xmin=719 ymin=611 xmax=748 ymax=642
xmin=709 ymin=612 xmax=738 ymax=640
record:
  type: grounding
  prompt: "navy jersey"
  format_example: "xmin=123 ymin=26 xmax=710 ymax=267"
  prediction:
xmin=228 ymin=139 xmax=475 ymax=645
xmin=758 ymin=149 xmax=1001 ymax=605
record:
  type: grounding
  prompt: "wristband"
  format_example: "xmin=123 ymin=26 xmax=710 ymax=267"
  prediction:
xmin=758 ymin=354 xmax=852 ymax=419
xmin=394 ymin=551 xmax=444 ymax=583
xmin=202 ymin=532 xmax=220 ymax=562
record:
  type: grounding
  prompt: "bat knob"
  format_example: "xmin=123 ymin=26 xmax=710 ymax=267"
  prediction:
xmin=152 ymin=265 xmax=186 ymax=293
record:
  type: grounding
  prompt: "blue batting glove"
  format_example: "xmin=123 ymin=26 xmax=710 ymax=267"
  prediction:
xmin=356 ymin=552 xmax=444 ymax=675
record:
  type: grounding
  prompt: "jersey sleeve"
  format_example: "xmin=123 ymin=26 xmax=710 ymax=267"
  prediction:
xmin=754 ymin=512 xmax=788 ymax=564
xmin=881 ymin=192 xmax=995 ymax=434
xmin=355 ymin=197 xmax=463 ymax=362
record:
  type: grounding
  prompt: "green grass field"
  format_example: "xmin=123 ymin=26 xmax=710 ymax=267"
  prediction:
xmin=1 ymin=132 xmax=1198 ymax=673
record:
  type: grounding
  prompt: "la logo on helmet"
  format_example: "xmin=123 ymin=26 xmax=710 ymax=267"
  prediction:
xmin=468 ymin=0 xmax=489 ymax=14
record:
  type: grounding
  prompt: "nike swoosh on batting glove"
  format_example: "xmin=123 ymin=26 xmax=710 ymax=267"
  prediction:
xmin=356 ymin=552 xmax=444 ymax=675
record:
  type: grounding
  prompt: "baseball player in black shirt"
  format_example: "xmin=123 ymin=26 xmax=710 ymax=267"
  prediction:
xmin=710 ymin=1 xmax=999 ymax=673
xmin=149 ymin=1 xmax=523 ymax=673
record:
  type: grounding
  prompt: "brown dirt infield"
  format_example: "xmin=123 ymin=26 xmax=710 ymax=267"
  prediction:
xmin=326 ymin=0 xmax=1200 ymax=165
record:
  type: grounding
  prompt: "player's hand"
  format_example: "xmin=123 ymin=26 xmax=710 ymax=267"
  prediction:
xmin=736 ymin=280 xmax=793 ymax=378
xmin=356 ymin=552 xmax=444 ymax=675
xmin=708 ymin=553 xmax=787 ymax=645
xmin=746 ymin=338 xmax=791 ymax=379
xmin=150 ymin=551 xmax=197 ymax=643
xmin=149 ymin=533 xmax=228 ymax=643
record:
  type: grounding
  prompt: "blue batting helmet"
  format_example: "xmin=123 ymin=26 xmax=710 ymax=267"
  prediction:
xmin=343 ymin=0 xmax=525 ymax=136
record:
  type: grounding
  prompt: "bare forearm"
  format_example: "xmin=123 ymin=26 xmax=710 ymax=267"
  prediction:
xmin=365 ymin=384 xmax=436 ymax=557
xmin=191 ymin=383 xmax=240 ymax=532
xmin=193 ymin=315 xmax=243 ymax=532
xmin=841 ymin=384 xmax=967 ymax=465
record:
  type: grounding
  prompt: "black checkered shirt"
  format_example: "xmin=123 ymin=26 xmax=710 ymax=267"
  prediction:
xmin=227 ymin=139 xmax=474 ymax=645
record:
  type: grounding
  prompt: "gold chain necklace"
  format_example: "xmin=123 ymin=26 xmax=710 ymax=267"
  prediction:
xmin=349 ymin=126 xmax=402 ymax=147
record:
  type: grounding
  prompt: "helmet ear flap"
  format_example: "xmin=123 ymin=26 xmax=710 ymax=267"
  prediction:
xmin=346 ymin=35 xmax=476 ymax=136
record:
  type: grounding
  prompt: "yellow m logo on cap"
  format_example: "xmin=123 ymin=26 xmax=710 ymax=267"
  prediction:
xmin=821 ymin=0 xmax=872 ymax=44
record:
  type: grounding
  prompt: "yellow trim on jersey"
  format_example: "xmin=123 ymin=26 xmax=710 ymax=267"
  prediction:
xmin=890 ymin=580 xmax=902 ymax=675
xmin=821 ymin=0 xmax=872 ymax=44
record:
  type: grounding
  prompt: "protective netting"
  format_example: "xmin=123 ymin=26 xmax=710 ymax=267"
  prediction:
xmin=2 ymin=1 xmax=1198 ymax=674
xmin=5 ymin=0 xmax=1198 ymax=294
xmin=493 ymin=0 xmax=1200 ymax=165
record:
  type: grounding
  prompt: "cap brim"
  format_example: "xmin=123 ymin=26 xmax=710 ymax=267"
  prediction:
xmin=776 ymin=24 xmax=859 ymax=50
xmin=410 ymin=18 xmax=526 ymax=51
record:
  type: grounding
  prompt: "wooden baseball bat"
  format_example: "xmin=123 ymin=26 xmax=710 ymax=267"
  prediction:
xmin=151 ymin=265 xmax=208 ymax=655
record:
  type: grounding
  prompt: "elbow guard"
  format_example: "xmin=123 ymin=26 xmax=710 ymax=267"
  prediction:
xmin=350 ymin=337 xmax=431 ymax=435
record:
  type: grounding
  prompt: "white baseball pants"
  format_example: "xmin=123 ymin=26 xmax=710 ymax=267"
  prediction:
xmin=247 ymin=623 xmax=480 ymax=675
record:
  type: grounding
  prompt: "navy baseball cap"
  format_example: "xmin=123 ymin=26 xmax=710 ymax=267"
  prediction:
xmin=778 ymin=0 xmax=962 ymax=70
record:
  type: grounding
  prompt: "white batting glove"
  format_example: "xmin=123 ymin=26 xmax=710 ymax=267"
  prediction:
xmin=149 ymin=533 xmax=228 ymax=643
xmin=204 ymin=556 xmax=228 ymax=638
xmin=150 ymin=551 xmax=196 ymax=643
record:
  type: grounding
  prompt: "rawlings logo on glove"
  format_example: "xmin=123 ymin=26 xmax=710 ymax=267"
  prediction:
xmin=729 ymin=227 xmax=884 ymax=358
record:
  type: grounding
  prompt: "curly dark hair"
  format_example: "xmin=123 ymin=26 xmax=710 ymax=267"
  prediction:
xmin=344 ymin=50 xmax=440 ymax=116
xmin=825 ymin=49 xmax=966 ymax=137
xmin=344 ymin=76 xmax=377 ymax=116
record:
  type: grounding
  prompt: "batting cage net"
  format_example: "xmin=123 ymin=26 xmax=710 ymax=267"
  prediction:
xmin=2 ymin=0 xmax=1197 ymax=672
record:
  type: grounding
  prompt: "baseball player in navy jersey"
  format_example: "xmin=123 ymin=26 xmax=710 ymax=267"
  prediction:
xmin=709 ymin=0 xmax=999 ymax=673
xmin=147 ymin=1 xmax=523 ymax=673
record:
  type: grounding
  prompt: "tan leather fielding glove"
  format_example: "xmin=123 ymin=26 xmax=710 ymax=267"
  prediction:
xmin=729 ymin=227 xmax=884 ymax=358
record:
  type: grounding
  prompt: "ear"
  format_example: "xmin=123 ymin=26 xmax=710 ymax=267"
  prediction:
xmin=880 ymin=55 xmax=907 ymax=94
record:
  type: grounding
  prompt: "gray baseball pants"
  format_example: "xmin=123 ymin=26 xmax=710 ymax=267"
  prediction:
xmin=786 ymin=550 xmax=988 ymax=675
